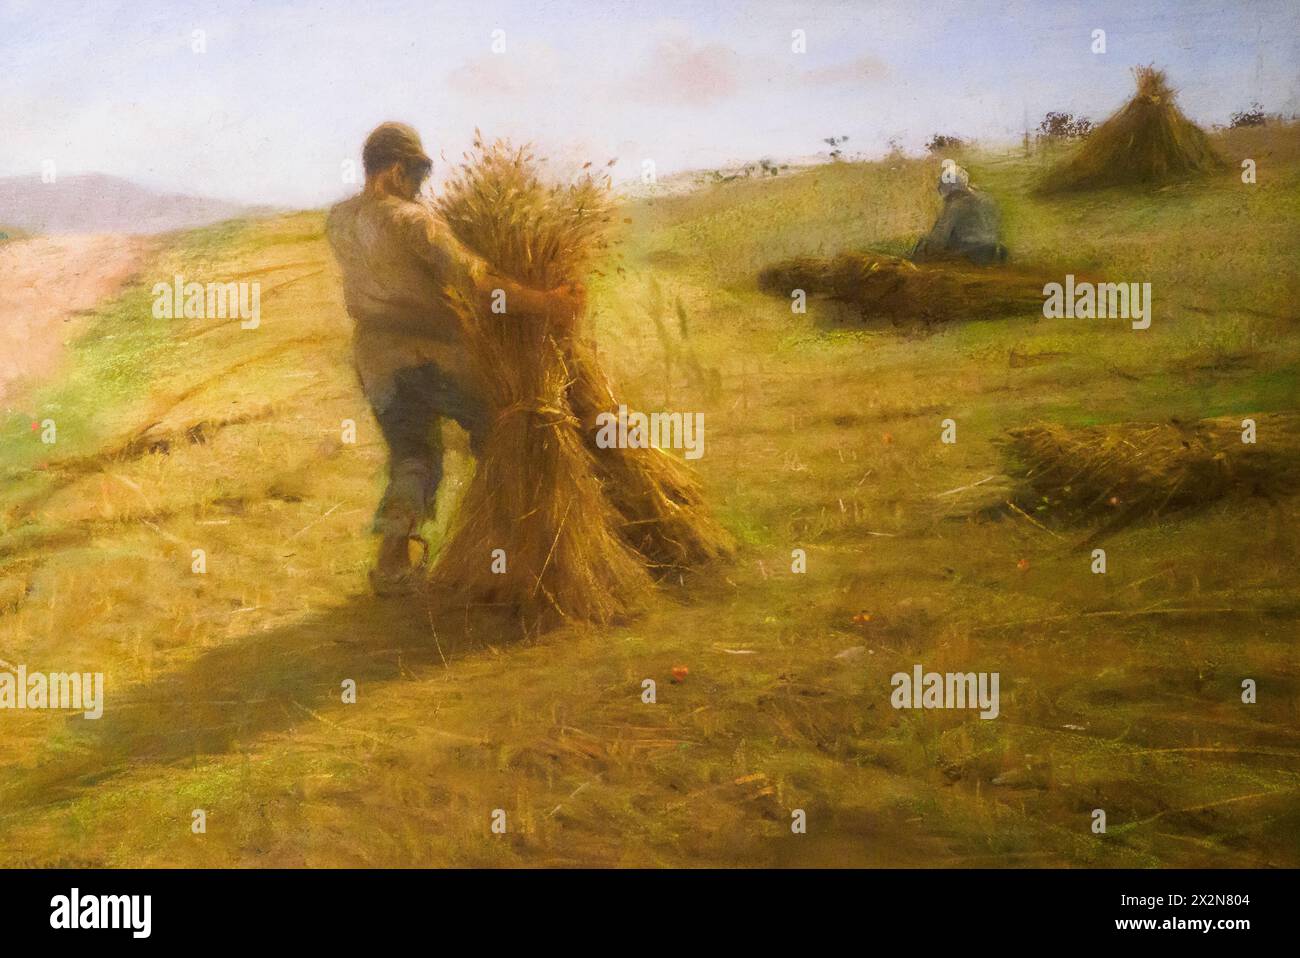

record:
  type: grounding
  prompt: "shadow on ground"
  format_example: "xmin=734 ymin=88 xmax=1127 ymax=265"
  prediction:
xmin=0 ymin=591 xmax=518 ymax=814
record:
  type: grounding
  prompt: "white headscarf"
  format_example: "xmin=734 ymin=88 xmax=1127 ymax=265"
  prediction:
xmin=938 ymin=162 xmax=971 ymax=198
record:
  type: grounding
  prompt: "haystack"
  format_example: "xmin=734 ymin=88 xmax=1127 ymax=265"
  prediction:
xmin=1042 ymin=66 xmax=1223 ymax=192
xmin=1003 ymin=413 xmax=1300 ymax=528
xmin=427 ymin=136 xmax=729 ymax=631
xmin=758 ymin=251 xmax=1055 ymax=325
xmin=565 ymin=338 xmax=734 ymax=570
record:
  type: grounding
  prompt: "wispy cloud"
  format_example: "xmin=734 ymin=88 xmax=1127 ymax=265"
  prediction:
xmin=799 ymin=55 xmax=889 ymax=86
xmin=447 ymin=43 xmax=563 ymax=98
xmin=622 ymin=32 xmax=745 ymax=106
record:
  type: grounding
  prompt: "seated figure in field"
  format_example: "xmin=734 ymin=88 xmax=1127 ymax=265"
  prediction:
xmin=911 ymin=163 xmax=1008 ymax=266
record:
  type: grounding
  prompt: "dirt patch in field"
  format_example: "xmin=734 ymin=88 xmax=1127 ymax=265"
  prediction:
xmin=0 ymin=234 xmax=154 ymax=402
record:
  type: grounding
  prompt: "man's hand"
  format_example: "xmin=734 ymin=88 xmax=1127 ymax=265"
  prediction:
xmin=551 ymin=282 xmax=587 ymax=324
xmin=479 ymin=273 xmax=587 ymax=329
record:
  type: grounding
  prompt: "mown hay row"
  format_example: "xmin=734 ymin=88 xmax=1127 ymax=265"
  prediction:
xmin=1002 ymin=413 xmax=1300 ymax=524
xmin=758 ymin=251 xmax=1053 ymax=324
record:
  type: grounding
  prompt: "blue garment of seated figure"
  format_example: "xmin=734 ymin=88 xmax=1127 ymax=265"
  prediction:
xmin=912 ymin=164 xmax=1008 ymax=266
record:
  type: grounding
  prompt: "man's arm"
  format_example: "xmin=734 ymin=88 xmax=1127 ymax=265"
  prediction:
xmin=401 ymin=206 xmax=486 ymax=290
xmin=490 ymin=273 xmax=586 ymax=322
xmin=403 ymin=206 xmax=585 ymax=323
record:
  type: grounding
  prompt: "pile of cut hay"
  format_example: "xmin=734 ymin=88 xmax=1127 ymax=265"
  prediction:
xmin=428 ymin=136 xmax=731 ymax=632
xmin=1003 ymin=413 xmax=1300 ymax=527
xmin=1041 ymin=66 xmax=1223 ymax=192
xmin=566 ymin=338 xmax=734 ymax=570
xmin=758 ymin=251 xmax=1054 ymax=325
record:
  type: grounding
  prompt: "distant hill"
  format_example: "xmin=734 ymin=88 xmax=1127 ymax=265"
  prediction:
xmin=0 ymin=173 xmax=276 ymax=235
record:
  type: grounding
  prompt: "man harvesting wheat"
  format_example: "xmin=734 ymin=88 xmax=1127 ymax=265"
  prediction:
xmin=327 ymin=122 xmax=582 ymax=596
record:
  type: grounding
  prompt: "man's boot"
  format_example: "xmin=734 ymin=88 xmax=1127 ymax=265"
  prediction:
xmin=369 ymin=459 xmax=436 ymax=597
xmin=370 ymin=531 xmax=429 ymax=596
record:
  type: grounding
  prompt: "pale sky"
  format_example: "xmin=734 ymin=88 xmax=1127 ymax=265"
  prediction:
xmin=3 ymin=0 xmax=1297 ymax=207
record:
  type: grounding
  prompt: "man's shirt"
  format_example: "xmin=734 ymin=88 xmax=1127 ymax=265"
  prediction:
xmin=326 ymin=192 xmax=484 ymax=412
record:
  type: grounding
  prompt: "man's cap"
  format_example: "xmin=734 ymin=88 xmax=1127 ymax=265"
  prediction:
xmin=362 ymin=122 xmax=432 ymax=177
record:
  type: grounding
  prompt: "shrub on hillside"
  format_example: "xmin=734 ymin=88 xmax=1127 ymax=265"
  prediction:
xmin=925 ymin=133 xmax=966 ymax=153
xmin=1036 ymin=111 xmax=1094 ymax=142
xmin=822 ymin=135 xmax=850 ymax=160
xmin=1229 ymin=102 xmax=1267 ymax=128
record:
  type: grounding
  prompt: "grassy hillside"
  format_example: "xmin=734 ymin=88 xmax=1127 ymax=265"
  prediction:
xmin=0 ymin=125 xmax=1297 ymax=867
